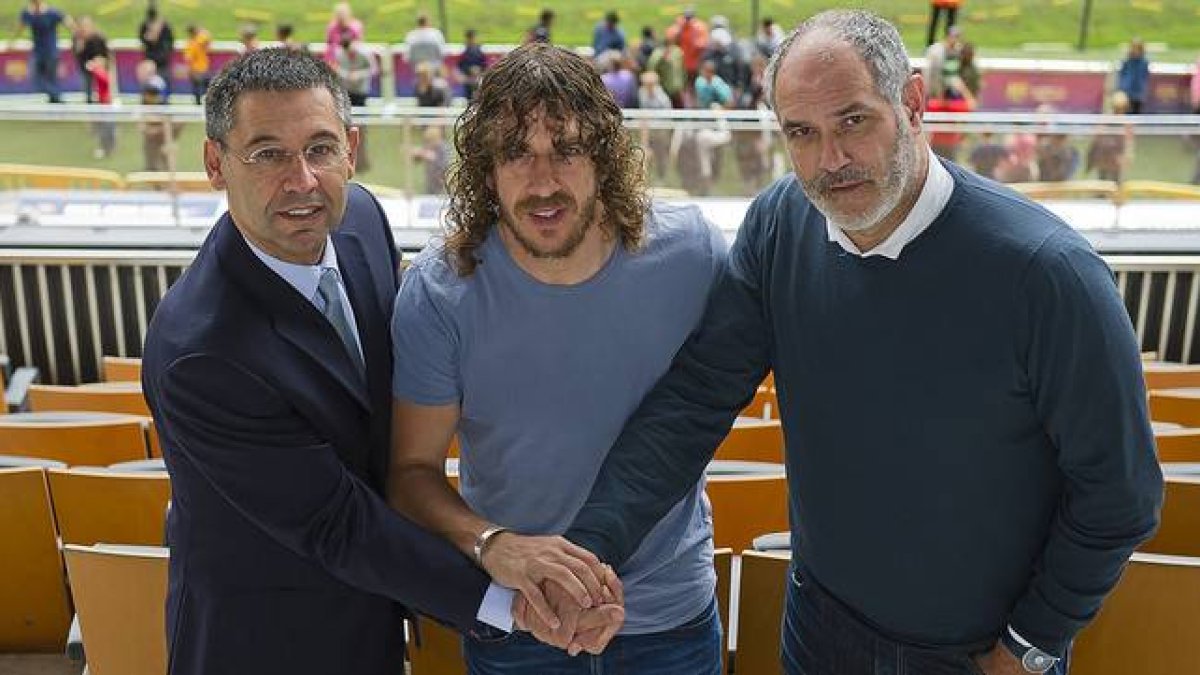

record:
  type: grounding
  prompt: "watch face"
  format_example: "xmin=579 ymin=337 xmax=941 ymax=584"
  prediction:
xmin=1021 ymin=648 xmax=1059 ymax=673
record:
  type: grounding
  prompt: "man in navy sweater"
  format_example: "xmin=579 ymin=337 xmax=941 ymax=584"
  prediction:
xmin=495 ymin=9 xmax=1163 ymax=675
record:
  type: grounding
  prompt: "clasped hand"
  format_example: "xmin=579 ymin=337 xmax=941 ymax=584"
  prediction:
xmin=480 ymin=532 xmax=625 ymax=655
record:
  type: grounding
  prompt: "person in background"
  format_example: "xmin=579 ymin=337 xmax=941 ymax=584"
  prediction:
xmin=409 ymin=124 xmax=450 ymax=194
xmin=923 ymin=25 xmax=962 ymax=102
xmin=72 ymin=16 xmax=107 ymax=104
xmin=927 ymin=0 xmax=963 ymax=47
xmin=967 ymin=132 xmax=1008 ymax=180
xmin=139 ymin=76 xmax=181 ymax=170
xmin=405 ymin=12 xmax=445 ymax=73
xmin=646 ymin=34 xmax=685 ymax=108
xmin=457 ymin=28 xmax=487 ymax=101
xmin=637 ymin=70 xmax=673 ymax=179
xmin=324 ymin=2 xmax=363 ymax=64
xmin=592 ymin=11 xmax=625 ymax=59
xmin=500 ymin=12 xmax=1162 ymax=675
xmin=277 ymin=23 xmax=306 ymax=53
xmin=600 ymin=51 xmax=637 ymax=109
xmin=1087 ymin=91 xmax=1135 ymax=183
xmin=1190 ymin=55 xmax=1200 ymax=184
xmin=184 ymin=23 xmax=212 ymax=103
xmin=335 ymin=37 xmax=376 ymax=171
xmin=995 ymin=132 xmax=1038 ymax=182
xmin=634 ymin=26 xmax=656 ymax=72
xmin=13 ymin=0 xmax=74 ymax=103
xmin=239 ymin=24 xmax=260 ymax=53
xmin=693 ymin=59 xmax=732 ymax=110
xmin=666 ymin=7 xmax=708 ymax=89
xmin=954 ymin=41 xmax=980 ymax=104
xmin=414 ymin=60 xmax=451 ymax=107
xmin=139 ymin=6 xmax=175 ymax=101
xmin=86 ymin=54 xmax=114 ymax=159
xmin=526 ymin=8 xmax=554 ymax=44
xmin=1117 ymin=38 xmax=1150 ymax=114
xmin=756 ymin=16 xmax=784 ymax=58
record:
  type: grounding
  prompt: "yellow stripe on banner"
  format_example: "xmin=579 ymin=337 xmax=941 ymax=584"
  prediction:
xmin=1130 ymin=0 xmax=1163 ymax=11
xmin=584 ymin=10 xmax=604 ymax=21
xmin=898 ymin=14 xmax=925 ymax=25
xmin=166 ymin=0 xmax=200 ymax=9
xmin=515 ymin=5 xmax=540 ymax=17
xmin=969 ymin=11 xmax=991 ymax=21
xmin=305 ymin=11 xmax=329 ymax=22
xmin=452 ymin=0 xmax=481 ymax=9
xmin=658 ymin=5 xmax=685 ymax=18
xmin=233 ymin=8 xmax=275 ymax=22
xmin=995 ymin=5 xmax=1022 ymax=18
xmin=96 ymin=0 xmax=131 ymax=17
xmin=1051 ymin=0 xmax=1072 ymax=6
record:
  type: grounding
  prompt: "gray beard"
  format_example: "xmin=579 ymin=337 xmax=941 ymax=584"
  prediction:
xmin=805 ymin=124 xmax=917 ymax=234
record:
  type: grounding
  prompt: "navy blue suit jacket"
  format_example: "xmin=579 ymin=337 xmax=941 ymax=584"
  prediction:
xmin=143 ymin=184 xmax=491 ymax=675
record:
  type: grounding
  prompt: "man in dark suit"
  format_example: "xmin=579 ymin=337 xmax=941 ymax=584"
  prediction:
xmin=142 ymin=48 xmax=618 ymax=674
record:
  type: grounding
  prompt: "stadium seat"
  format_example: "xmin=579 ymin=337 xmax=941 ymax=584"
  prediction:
xmin=705 ymin=466 xmax=789 ymax=555
xmin=0 ymin=412 xmax=150 ymax=466
xmin=28 ymin=382 xmax=152 ymax=417
xmin=1143 ymin=361 xmax=1200 ymax=390
xmin=741 ymin=388 xmax=779 ymax=419
xmin=734 ymin=550 xmax=791 ymax=675
xmin=715 ymin=547 xmax=732 ymax=675
xmin=1120 ymin=180 xmax=1200 ymax=202
xmin=1148 ymin=389 xmax=1200 ymax=427
xmin=123 ymin=171 xmax=215 ymax=192
xmin=101 ymin=356 xmax=143 ymax=383
xmin=46 ymin=468 xmax=171 ymax=546
xmin=1139 ymin=476 xmax=1200 ymax=558
xmin=1154 ymin=427 xmax=1200 ymax=462
xmin=715 ymin=419 xmax=784 ymax=463
xmin=0 ymin=163 xmax=125 ymax=190
xmin=407 ymin=618 xmax=465 ymax=675
xmin=1008 ymin=180 xmax=1118 ymax=202
xmin=62 ymin=545 xmax=168 ymax=675
xmin=1071 ymin=553 xmax=1200 ymax=674
xmin=0 ymin=467 xmax=73 ymax=651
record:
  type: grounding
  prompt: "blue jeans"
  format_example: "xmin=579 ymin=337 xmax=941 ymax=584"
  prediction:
xmin=31 ymin=53 xmax=61 ymax=103
xmin=465 ymin=596 xmax=722 ymax=675
xmin=781 ymin=565 xmax=1069 ymax=675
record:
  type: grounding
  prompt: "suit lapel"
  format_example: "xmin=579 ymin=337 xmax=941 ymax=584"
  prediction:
xmin=214 ymin=216 xmax=370 ymax=411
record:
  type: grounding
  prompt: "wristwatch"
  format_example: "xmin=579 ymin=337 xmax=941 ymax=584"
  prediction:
xmin=999 ymin=625 xmax=1060 ymax=673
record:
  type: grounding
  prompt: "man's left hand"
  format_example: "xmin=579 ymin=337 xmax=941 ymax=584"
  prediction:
xmin=972 ymin=642 xmax=1028 ymax=675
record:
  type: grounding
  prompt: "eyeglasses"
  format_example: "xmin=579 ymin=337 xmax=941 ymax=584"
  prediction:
xmin=220 ymin=140 xmax=349 ymax=175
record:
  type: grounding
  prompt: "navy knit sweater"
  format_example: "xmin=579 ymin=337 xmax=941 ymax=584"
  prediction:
xmin=567 ymin=161 xmax=1163 ymax=656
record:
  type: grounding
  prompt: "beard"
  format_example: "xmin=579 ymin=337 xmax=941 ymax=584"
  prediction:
xmin=800 ymin=117 xmax=919 ymax=234
xmin=500 ymin=191 xmax=599 ymax=260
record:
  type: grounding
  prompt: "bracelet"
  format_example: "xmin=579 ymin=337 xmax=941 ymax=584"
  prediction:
xmin=473 ymin=525 xmax=510 ymax=567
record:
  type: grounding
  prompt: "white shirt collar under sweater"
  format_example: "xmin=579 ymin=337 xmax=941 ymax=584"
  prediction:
xmin=825 ymin=148 xmax=953 ymax=259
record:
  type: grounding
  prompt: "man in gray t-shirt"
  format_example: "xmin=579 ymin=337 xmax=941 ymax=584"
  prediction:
xmin=388 ymin=44 xmax=727 ymax=674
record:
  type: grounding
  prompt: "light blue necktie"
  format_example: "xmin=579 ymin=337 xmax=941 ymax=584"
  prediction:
xmin=316 ymin=267 xmax=365 ymax=376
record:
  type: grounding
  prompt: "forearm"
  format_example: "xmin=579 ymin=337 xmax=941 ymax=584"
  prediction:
xmin=387 ymin=463 xmax=490 ymax=558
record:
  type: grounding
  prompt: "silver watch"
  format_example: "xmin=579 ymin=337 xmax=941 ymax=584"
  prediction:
xmin=1000 ymin=626 xmax=1060 ymax=673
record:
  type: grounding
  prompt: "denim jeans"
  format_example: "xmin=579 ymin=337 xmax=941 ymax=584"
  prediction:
xmin=31 ymin=54 xmax=61 ymax=103
xmin=781 ymin=565 xmax=1069 ymax=675
xmin=464 ymin=596 xmax=722 ymax=675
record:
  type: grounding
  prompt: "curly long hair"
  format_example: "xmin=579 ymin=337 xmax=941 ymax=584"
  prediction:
xmin=444 ymin=43 xmax=648 ymax=276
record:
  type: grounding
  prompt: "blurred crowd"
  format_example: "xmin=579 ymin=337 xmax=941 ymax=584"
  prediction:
xmin=11 ymin=0 xmax=1200 ymax=188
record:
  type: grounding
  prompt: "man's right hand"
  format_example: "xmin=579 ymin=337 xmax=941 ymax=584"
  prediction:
xmin=512 ymin=569 xmax=625 ymax=655
xmin=481 ymin=532 xmax=610 ymax=631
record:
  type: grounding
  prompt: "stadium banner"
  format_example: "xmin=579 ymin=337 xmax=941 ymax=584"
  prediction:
xmin=391 ymin=49 xmax=503 ymax=98
xmin=0 ymin=47 xmax=84 ymax=95
xmin=980 ymin=70 xmax=1108 ymax=113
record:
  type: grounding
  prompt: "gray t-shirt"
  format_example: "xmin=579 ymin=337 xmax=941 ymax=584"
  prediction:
xmin=392 ymin=203 xmax=726 ymax=633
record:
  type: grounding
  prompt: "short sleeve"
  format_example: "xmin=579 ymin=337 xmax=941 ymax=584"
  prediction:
xmin=390 ymin=263 xmax=461 ymax=406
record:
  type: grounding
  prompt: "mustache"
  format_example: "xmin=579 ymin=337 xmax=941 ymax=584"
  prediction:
xmin=807 ymin=167 xmax=872 ymax=195
xmin=515 ymin=193 xmax=574 ymax=213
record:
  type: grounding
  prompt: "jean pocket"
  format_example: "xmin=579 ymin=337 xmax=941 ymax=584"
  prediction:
xmin=468 ymin=623 xmax=520 ymax=646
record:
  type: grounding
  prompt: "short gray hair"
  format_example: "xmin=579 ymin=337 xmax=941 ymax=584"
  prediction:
xmin=764 ymin=10 xmax=911 ymax=112
xmin=204 ymin=48 xmax=352 ymax=141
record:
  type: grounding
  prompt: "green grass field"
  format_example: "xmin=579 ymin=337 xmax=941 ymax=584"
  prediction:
xmin=25 ymin=0 xmax=1200 ymax=57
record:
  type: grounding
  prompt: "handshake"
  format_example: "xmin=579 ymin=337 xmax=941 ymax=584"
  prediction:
xmin=480 ymin=531 xmax=625 ymax=655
